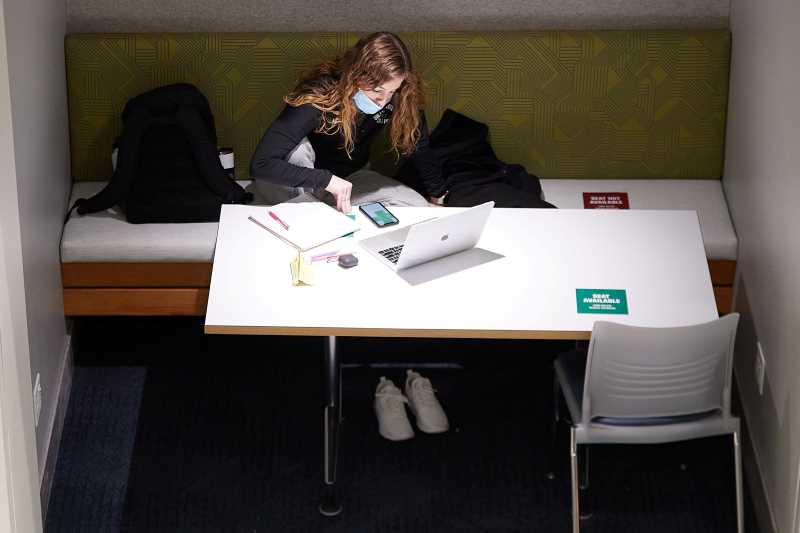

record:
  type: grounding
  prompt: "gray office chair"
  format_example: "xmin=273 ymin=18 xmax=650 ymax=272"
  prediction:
xmin=552 ymin=313 xmax=743 ymax=533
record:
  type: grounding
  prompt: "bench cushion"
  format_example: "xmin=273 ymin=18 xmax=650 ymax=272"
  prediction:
xmin=61 ymin=181 xmax=263 ymax=263
xmin=63 ymin=179 xmax=737 ymax=263
xmin=540 ymin=179 xmax=738 ymax=261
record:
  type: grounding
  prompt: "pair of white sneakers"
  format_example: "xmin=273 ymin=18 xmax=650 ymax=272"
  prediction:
xmin=374 ymin=369 xmax=449 ymax=441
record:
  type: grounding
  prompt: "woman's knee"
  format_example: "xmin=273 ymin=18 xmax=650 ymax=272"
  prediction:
xmin=387 ymin=186 xmax=428 ymax=207
xmin=349 ymin=170 xmax=428 ymax=207
xmin=286 ymin=137 xmax=315 ymax=168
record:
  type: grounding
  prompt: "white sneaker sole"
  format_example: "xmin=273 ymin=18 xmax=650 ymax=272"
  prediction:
xmin=378 ymin=427 xmax=415 ymax=441
xmin=414 ymin=420 xmax=449 ymax=434
xmin=408 ymin=404 xmax=449 ymax=434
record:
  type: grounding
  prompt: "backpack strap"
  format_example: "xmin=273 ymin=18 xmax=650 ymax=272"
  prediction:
xmin=63 ymin=198 xmax=85 ymax=224
xmin=71 ymin=106 xmax=154 ymax=216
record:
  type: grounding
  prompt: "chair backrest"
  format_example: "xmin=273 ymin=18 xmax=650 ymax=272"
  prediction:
xmin=582 ymin=314 xmax=740 ymax=423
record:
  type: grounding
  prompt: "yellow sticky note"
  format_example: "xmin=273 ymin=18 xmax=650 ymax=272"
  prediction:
xmin=290 ymin=252 xmax=314 ymax=286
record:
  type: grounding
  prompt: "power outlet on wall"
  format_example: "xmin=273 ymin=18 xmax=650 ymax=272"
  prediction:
xmin=33 ymin=372 xmax=42 ymax=427
xmin=755 ymin=341 xmax=766 ymax=396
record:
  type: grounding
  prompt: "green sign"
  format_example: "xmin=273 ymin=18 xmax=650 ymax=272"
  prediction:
xmin=576 ymin=289 xmax=629 ymax=314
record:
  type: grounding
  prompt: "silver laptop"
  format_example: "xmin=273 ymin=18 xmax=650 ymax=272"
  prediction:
xmin=359 ymin=201 xmax=494 ymax=270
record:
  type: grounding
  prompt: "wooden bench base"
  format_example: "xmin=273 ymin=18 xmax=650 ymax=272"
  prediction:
xmin=62 ymin=262 xmax=211 ymax=316
xmin=63 ymin=288 xmax=209 ymax=315
xmin=62 ymin=260 xmax=737 ymax=316
xmin=709 ymin=259 xmax=736 ymax=315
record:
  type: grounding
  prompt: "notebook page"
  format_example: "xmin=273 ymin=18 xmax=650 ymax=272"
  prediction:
xmin=252 ymin=202 xmax=361 ymax=251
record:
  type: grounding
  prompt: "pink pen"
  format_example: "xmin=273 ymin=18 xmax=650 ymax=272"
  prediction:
xmin=269 ymin=210 xmax=289 ymax=230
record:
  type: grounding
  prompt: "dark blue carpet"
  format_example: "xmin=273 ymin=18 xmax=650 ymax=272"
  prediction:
xmin=44 ymin=367 xmax=145 ymax=533
xmin=44 ymin=317 xmax=759 ymax=533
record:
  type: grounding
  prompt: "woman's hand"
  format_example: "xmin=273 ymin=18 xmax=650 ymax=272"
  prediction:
xmin=325 ymin=175 xmax=353 ymax=212
xmin=427 ymin=193 xmax=448 ymax=207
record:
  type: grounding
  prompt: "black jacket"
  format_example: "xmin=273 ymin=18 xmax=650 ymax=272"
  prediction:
xmin=397 ymin=109 xmax=555 ymax=208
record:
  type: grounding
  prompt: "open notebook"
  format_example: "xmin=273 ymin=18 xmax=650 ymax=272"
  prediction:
xmin=248 ymin=202 xmax=361 ymax=252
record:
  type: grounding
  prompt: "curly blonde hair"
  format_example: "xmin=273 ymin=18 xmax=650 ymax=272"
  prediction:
xmin=284 ymin=32 xmax=426 ymax=158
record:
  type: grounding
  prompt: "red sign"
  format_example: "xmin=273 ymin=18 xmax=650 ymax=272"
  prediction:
xmin=582 ymin=192 xmax=630 ymax=209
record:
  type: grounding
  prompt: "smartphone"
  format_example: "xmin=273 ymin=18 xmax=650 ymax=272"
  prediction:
xmin=359 ymin=201 xmax=399 ymax=228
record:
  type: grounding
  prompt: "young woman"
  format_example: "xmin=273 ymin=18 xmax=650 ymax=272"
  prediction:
xmin=249 ymin=32 xmax=447 ymax=212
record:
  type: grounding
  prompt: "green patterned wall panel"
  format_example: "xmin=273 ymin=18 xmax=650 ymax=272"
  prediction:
xmin=65 ymin=31 xmax=730 ymax=181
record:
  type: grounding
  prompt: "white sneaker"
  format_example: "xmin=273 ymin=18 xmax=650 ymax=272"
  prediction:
xmin=405 ymin=370 xmax=449 ymax=434
xmin=374 ymin=377 xmax=414 ymax=441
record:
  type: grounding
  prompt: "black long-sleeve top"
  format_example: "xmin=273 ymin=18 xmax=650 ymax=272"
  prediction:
xmin=249 ymin=101 xmax=446 ymax=197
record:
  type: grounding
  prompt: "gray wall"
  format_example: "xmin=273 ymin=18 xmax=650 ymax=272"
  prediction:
xmin=0 ymin=0 xmax=45 ymax=528
xmin=2 ymin=0 xmax=71 ymax=471
xmin=67 ymin=0 xmax=729 ymax=32
xmin=725 ymin=0 xmax=800 ymax=532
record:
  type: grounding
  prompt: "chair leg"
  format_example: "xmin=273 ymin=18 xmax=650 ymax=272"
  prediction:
xmin=570 ymin=428 xmax=580 ymax=533
xmin=578 ymin=444 xmax=594 ymax=520
xmin=734 ymin=431 xmax=744 ymax=533
xmin=553 ymin=375 xmax=561 ymax=423
xmin=580 ymin=445 xmax=589 ymax=490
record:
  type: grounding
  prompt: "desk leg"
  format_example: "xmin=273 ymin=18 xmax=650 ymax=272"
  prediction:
xmin=319 ymin=335 xmax=343 ymax=516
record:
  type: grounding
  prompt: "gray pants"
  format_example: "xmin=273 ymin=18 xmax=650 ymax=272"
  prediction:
xmin=252 ymin=137 xmax=428 ymax=207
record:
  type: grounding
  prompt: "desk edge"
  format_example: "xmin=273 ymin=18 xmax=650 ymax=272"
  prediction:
xmin=203 ymin=325 xmax=590 ymax=340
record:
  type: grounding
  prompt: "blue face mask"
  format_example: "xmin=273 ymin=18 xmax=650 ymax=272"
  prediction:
xmin=353 ymin=90 xmax=384 ymax=115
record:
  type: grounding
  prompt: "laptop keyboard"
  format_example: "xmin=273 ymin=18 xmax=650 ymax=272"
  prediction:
xmin=378 ymin=244 xmax=404 ymax=264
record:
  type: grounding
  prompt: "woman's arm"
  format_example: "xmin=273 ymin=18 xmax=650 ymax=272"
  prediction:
xmin=410 ymin=113 xmax=448 ymax=202
xmin=249 ymin=104 xmax=334 ymax=190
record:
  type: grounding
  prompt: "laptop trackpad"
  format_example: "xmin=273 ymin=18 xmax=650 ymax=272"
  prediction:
xmin=396 ymin=247 xmax=505 ymax=286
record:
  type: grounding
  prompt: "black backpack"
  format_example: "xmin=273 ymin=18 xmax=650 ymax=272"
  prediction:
xmin=69 ymin=83 xmax=252 ymax=223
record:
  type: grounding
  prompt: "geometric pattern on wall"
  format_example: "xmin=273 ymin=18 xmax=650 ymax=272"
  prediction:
xmin=66 ymin=31 xmax=730 ymax=181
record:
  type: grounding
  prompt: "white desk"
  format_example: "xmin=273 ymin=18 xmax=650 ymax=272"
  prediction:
xmin=204 ymin=204 xmax=718 ymax=514
xmin=206 ymin=205 xmax=717 ymax=337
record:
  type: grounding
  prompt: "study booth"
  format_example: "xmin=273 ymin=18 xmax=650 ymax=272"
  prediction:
xmin=59 ymin=31 xmax=741 ymax=528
